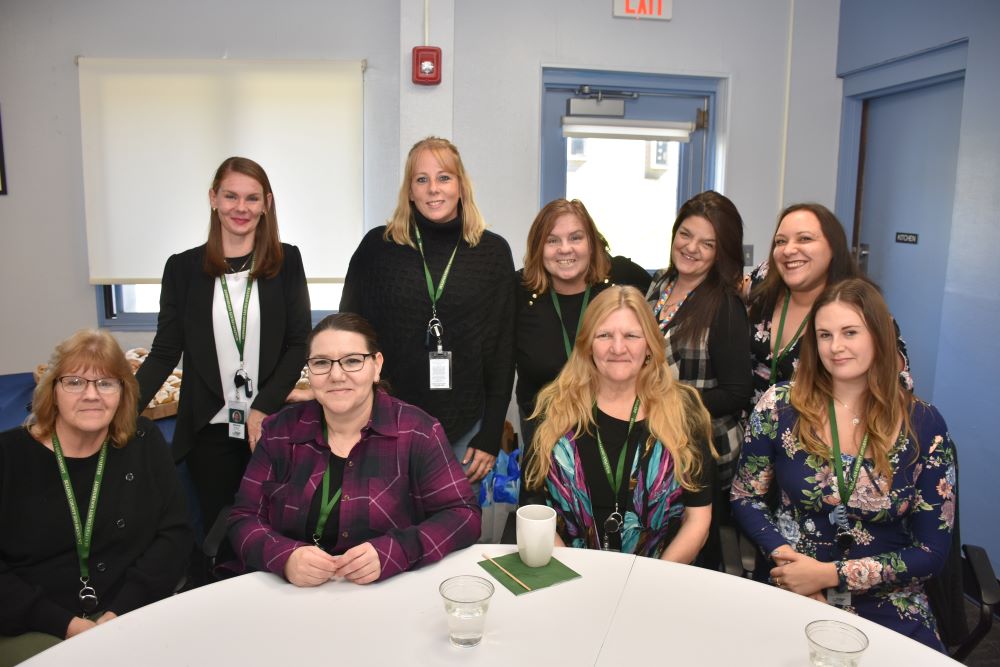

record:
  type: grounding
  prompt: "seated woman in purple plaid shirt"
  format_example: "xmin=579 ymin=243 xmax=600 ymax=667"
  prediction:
xmin=228 ymin=314 xmax=481 ymax=586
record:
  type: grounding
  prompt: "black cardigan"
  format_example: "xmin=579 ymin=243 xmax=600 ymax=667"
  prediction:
xmin=340 ymin=216 xmax=515 ymax=456
xmin=136 ymin=243 xmax=311 ymax=460
xmin=0 ymin=420 xmax=192 ymax=637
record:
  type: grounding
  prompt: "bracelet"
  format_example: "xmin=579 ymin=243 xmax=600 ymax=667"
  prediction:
xmin=834 ymin=560 xmax=849 ymax=593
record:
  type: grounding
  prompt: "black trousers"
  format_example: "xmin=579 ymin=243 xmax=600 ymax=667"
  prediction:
xmin=184 ymin=423 xmax=252 ymax=534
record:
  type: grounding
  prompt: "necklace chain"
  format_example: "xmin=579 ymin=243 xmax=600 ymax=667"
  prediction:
xmin=833 ymin=396 xmax=861 ymax=427
xmin=227 ymin=254 xmax=253 ymax=274
xmin=652 ymin=279 xmax=692 ymax=331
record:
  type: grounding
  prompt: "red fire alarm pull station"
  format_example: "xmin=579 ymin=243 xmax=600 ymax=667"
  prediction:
xmin=412 ymin=46 xmax=442 ymax=85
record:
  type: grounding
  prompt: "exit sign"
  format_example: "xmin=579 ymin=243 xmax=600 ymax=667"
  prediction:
xmin=614 ymin=0 xmax=672 ymax=21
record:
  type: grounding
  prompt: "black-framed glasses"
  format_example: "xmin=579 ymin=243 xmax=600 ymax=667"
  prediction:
xmin=306 ymin=354 xmax=373 ymax=375
xmin=58 ymin=376 xmax=122 ymax=394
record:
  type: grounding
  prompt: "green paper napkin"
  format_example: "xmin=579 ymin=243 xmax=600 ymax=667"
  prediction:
xmin=478 ymin=552 xmax=581 ymax=596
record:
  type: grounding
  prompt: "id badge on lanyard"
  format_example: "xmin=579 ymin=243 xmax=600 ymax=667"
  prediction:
xmin=427 ymin=317 xmax=452 ymax=390
xmin=827 ymin=589 xmax=851 ymax=606
xmin=228 ymin=400 xmax=248 ymax=439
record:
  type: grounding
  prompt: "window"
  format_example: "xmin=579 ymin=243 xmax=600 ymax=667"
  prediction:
xmin=98 ymin=283 xmax=345 ymax=330
xmin=541 ymin=68 xmax=721 ymax=270
xmin=78 ymin=58 xmax=364 ymax=330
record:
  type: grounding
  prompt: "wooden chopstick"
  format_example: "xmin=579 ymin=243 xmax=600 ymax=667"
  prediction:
xmin=482 ymin=553 xmax=532 ymax=592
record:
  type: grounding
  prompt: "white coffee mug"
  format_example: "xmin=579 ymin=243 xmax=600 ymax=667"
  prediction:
xmin=516 ymin=504 xmax=557 ymax=567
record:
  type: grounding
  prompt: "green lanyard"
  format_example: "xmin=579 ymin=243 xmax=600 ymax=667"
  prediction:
xmin=550 ymin=285 xmax=591 ymax=359
xmin=413 ymin=225 xmax=459 ymax=318
xmin=828 ymin=400 xmax=870 ymax=512
xmin=219 ymin=254 xmax=256 ymax=363
xmin=593 ymin=397 xmax=641 ymax=496
xmin=313 ymin=424 xmax=343 ymax=546
xmin=769 ymin=289 xmax=809 ymax=385
xmin=52 ymin=432 xmax=109 ymax=592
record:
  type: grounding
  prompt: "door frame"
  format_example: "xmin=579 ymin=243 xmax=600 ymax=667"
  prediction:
xmin=834 ymin=40 xmax=968 ymax=232
xmin=539 ymin=67 xmax=723 ymax=210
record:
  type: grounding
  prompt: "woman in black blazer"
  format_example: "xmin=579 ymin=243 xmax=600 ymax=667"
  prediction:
xmin=136 ymin=157 xmax=311 ymax=531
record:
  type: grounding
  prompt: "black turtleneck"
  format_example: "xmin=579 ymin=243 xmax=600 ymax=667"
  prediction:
xmin=340 ymin=207 xmax=515 ymax=456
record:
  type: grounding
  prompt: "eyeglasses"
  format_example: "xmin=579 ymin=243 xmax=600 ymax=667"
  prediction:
xmin=58 ymin=376 xmax=123 ymax=394
xmin=306 ymin=353 xmax=373 ymax=375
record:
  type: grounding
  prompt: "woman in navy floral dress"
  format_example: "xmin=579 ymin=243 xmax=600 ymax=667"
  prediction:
xmin=732 ymin=279 xmax=955 ymax=651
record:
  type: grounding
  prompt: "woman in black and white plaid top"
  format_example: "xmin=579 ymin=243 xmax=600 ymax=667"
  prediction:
xmin=646 ymin=191 xmax=752 ymax=567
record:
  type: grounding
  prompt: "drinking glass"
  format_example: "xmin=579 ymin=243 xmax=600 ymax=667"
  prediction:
xmin=439 ymin=575 xmax=494 ymax=648
xmin=805 ymin=619 xmax=869 ymax=666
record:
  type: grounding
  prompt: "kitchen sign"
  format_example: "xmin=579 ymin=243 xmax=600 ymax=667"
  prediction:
xmin=614 ymin=0 xmax=672 ymax=21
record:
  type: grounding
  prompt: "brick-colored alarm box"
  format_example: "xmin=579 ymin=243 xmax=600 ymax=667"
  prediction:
xmin=412 ymin=46 xmax=442 ymax=86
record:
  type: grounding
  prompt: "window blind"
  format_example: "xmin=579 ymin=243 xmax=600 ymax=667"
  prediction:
xmin=78 ymin=58 xmax=364 ymax=283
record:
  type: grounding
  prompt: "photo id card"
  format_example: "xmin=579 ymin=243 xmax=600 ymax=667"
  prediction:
xmin=428 ymin=350 xmax=452 ymax=390
xmin=826 ymin=589 xmax=851 ymax=607
xmin=227 ymin=400 xmax=248 ymax=439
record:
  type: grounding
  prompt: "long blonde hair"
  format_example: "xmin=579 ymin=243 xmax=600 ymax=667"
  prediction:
xmin=524 ymin=286 xmax=714 ymax=490
xmin=790 ymin=278 xmax=914 ymax=479
xmin=384 ymin=137 xmax=486 ymax=248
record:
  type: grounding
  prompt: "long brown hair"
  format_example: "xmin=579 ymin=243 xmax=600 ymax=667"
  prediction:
xmin=655 ymin=190 xmax=744 ymax=346
xmin=748 ymin=203 xmax=858 ymax=321
xmin=790 ymin=278 xmax=913 ymax=479
xmin=385 ymin=137 xmax=486 ymax=248
xmin=204 ymin=156 xmax=284 ymax=279
xmin=521 ymin=198 xmax=612 ymax=294
xmin=524 ymin=286 xmax=713 ymax=490
xmin=28 ymin=329 xmax=139 ymax=448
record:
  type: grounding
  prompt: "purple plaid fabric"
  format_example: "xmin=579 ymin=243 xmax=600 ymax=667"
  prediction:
xmin=228 ymin=390 xmax=481 ymax=581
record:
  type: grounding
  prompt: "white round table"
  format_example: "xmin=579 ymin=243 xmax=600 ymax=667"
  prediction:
xmin=21 ymin=546 xmax=957 ymax=666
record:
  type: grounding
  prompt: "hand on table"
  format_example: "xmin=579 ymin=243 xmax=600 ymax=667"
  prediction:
xmin=95 ymin=610 xmax=117 ymax=625
xmin=247 ymin=409 xmax=267 ymax=452
xmin=460 ymin=447 xmax=495 ymax=483
xmin=332 ymin=542 xmax=382 ymax=585
xmin=65 ymin=616 xmax=97 ymax=639
xmin=284 ymin=545 xmax=341 ymax=587
xmin=770 ymin=550 xmax=839 ymax=597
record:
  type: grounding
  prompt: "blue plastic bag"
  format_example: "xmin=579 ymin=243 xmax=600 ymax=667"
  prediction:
xmin=479 ymin=448 xmax=521 ymax=507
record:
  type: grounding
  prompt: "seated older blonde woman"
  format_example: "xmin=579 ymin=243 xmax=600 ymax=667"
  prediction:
xmin=522 ymin=286 xmax=715 ymax=562
xmin=0 ymin=330 xmax=192 ymax=666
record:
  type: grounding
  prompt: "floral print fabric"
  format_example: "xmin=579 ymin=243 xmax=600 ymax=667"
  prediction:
xmin=731 ymin=383 xmax=956 ymax=650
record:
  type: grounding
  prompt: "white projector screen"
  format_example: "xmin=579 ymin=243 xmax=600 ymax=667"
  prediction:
xmin=78 ymin=58 xmax=364 ymax=284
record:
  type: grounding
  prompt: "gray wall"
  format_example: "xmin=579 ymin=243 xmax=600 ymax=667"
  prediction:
xmin=838 ymin=0 xmax=1000 ymax=564
xmin=452 ymin=0 xmax=843 ymax=265
xmin=0 ymin=0 xmax=400 ymax=369
xmin=0 ymin=0 xmax=842 ymax=373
